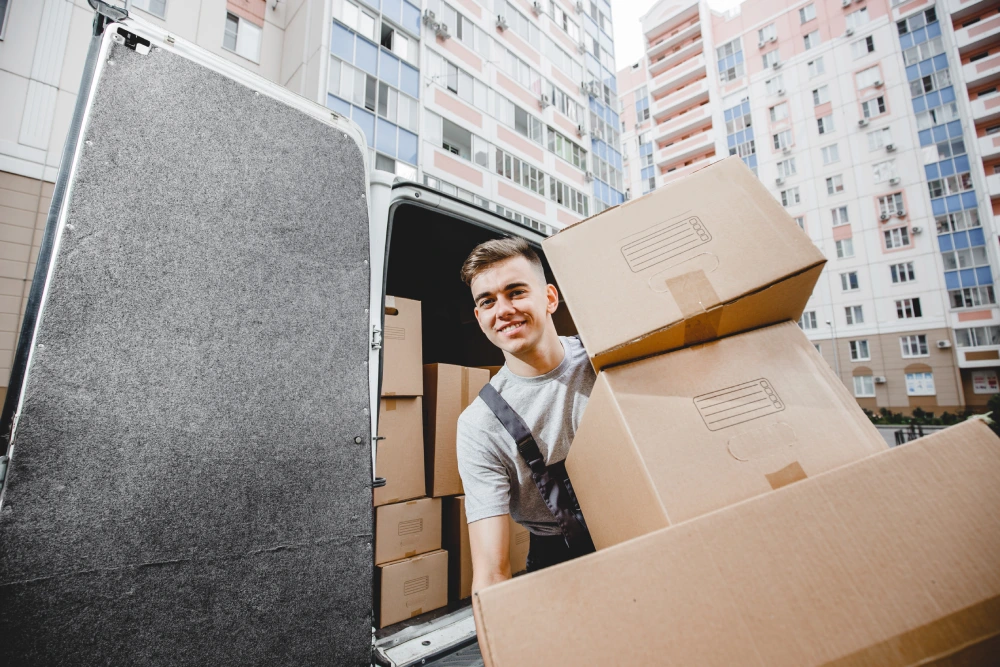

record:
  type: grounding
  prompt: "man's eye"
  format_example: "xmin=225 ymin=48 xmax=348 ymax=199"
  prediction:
xmin=511 ymin=290 xmax=526 ymax=297
xmin=479 ymin=299 xmax=494 ymax=308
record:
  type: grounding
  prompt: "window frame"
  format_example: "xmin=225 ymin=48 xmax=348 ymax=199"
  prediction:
xmin=900 ymin=334 xmax=929 ymax=358
xmin=223 ymin=11 xmax=263 ymax=63
xmin=853 ymin=375 xmax=876 ymax=397
xmin=849 ymin=339 xmax=870 ymax=361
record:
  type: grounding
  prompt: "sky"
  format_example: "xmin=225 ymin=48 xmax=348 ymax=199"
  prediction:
xmin=612 ymin=0 xmax=745 ymax=73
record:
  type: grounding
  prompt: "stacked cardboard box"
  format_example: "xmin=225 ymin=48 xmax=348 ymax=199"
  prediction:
xmin=423 ymin=364 xmax=490 ymax=497
xmin=471 ymin=157 xmax=1000 ymax=662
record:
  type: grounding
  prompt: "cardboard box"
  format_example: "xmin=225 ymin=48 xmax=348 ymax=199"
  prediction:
xmin=375 ymin=497 xmax=442 ymax=566
xmin=382 ymin=296 xmax=423 ymax=396
xmin=542 ymin=157 xmax=827 ymax=370
xmin=567 ymin=321 xmax=887 ymax=549
xmin=376 ymin=549 xmax=448 ymax=628
xmin=374 ymin=397 xmax=425 ymax=507
xmin=445 ymin=497 xmax=534 ymax=601
xmin=475 ymin=419 xmax=1000 ymax=666
xmin=478 ymin=365 xmax=504 ymax=379
xmin=423 ymin=364 xmax=490 ymax=497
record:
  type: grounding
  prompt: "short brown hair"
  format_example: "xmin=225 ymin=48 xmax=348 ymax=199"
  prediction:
xmin=460 ymin=237 xmax=544 ymax=286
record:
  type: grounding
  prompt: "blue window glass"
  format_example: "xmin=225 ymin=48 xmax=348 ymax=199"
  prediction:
xmin=925 ymin=163 xmax=939 ymax=180
xmin=398 ymin=129 xmax=418 ymax=165
xmin=402 ymin=1 xmax=421 ymax=37
xmin=977 ymin=266 xmax=994 ymax=284
xmin=939 ymin=160 xmax=955 ymax=177
xmin=960 ymin=269 xmax=978 ymax=288
xmin=727 ymin=134 xmax=737 ymax=148
xmin=970 ymin=228 xmax=986 ymax=246
xmin=399 ymin=62 xmax=419 ymax=98
xmin=952 ymin=231 xmax=969 ymax=250
xmin=946 ymin=194 xmax=963 ymax=213
xmin=931 ymin=198 xmax=946 ymax=216
xmin=352 ymin=106 xmax=375 ymax=147
xmin=918 ymin=59 xmax=935 ymax=76
xmin=377 ymin=119 xmax=397 ymax=157
xmin=944 ymin=271 xmax=960 ymax=290
xmin=382 ymin=0 xmax=401 ymax=23
xmin=919 ymin=129 xmax=933 ymax=146
xmin=928 ymin=21 xmax=941 ymax=38
xmin=938 ymin=234 xmax=953 ymax=252
xmin=327 ymin=94 xmax=351 ymax=117
xmin=899 ymin=33 xmax=913 ymax=50
xmin=913 ymin=96 xmax=926 ymax=113
xmin=956 ymin=154 xmax=970 ymax=172
xmin=380 ymin=50 xmax=400 ymax=88
xmin=961 ymin=191 xmax=978 ymax=209
xmin=355 ymin=37 xmax=378 ymax=75
xmin=912 ymin=27 xmax=927 ymax=45
xmin=331 ymin=23 xmax=354 ymax=61
xmin=947 ymin=120 xmax=963 ymax=137
xmin=906 ymin=63 xmax=920 ymax=81
xmin=941 ymin=86 xmax=955 ymax=104
xmin=933 ymin=53 xmax=949 ymax=70
xmin=932 ymin=125 xmax=948 ymax=142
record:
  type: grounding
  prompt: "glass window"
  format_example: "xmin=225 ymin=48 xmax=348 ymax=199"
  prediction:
xmin=799 ymin=4 xmax=815 ymax=23
xmin=832 ymin=206 xmax=849 ymax=226
xmin=818 ymin=115 xmax=834 ymax=135
xmin=836 ymin=238 xmax=854 ymax=258
xmin=841 ymin=271 xmax=859 ymax=291
xmin=131 ymin=0 xmax=167 ymax=18
xmin=851 ymin=36 xmax=875 ymax=59
xmin=900 ymin=335 xmax=928 ymax=357
xmin=854 ymin=375 xmax=875 ymax=397
xmin=804 ymin=31 xmax=820 ymax=50
xmin=849 ymin=340 xmax=870 ymax=361
xmin=905 ymin=372 xmax=935 ymax=396
xmin=821 ymin=144 xmax=840 ymax=165
xmin=890 ymin=262 xmax=915 ymax=283
xmin=808 ymin=58 xmax=825 ymax=77
xmin=845 ymin=305 xmax=864 ymax=325
xmin=812 ymin=86 xmax=829 ymax=106
xmin=895 ymin=298 xmax=922 ymax=319
xmin=442 ymin=118 xmax=472 ymax=160
xmin=884 ymin=226 xmax=910 ymax=249
xmin=955 ymin=326 xmax=1000 ymax=347
xmin=826 ymin=174 xmax=844 ymax=194
xmin=799 ymin=311 xmax=818 ymax=329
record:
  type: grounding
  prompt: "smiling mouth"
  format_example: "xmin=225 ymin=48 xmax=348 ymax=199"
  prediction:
xmin=497 ymin=321 xmax=526 ymax=335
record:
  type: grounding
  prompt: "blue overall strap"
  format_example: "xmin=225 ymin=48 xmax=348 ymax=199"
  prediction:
xmin=477 ymin=383 xmax=594 ymax=555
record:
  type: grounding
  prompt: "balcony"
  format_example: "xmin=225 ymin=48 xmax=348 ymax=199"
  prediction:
xmin=947 ymin=0 xmax=996 ymax=19
xmin=659 ymin=156 xmax=716 ymax=185
xmin=954 ymin=13 xmax=1000 ymax=53
xmin=654 ymin=130 xmax=716 ymax=168
xmin=650 ymin=53 xmax=707 ymax=98
xmin=643 ymin=2 xmax=700 ymax=47
xmin=987 ymin=172 xmax=1000 ymax=198
xmin=978 ymin=132 xmax=1000 ymax=160
xmin=962 ymin=52 xmax=1000 ymax=88
xmin=971 ymin=92 xmax=1000 ymax=124
xmin=651 ymin=78 xmax=710 ymax=121
xmin=647 ymin=21 xmax=701 ymax=63
xmin=649 ymin=38 xmax=704 ymax=78
xmin=653 ymin=104 xmax=712 ymax=145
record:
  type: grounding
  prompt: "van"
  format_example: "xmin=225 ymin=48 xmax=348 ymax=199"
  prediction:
xmin=0 ymin=12 xmax=573 ymax=667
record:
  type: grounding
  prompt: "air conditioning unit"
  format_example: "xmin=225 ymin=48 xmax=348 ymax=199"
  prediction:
xmin=422 ymin=9 xmax=437 ymax=26
xmin=885 ymin=143 xmax=896 ymax=152
xmin=768 ymin=35 xmax=777 ymax=43
xmin=576 ymin=123 xmax=587 ymax=137
xmin=772 ymin=61 xmax=782 ymax=70
xmin=578 ymin=41 xmax=587 ymax=53
xmin=858 ymin=118 xmax=869 ymax=127
xmin=585 ymin=171 xmax=594 ymax=182
xmin=593 ymin=128 xmax=604 ymax=140
xmin=936 ymin=340 xmax=952 ymax=349
xmin=531 ymin=0 xmax=542 ymax=15
xmin=896 ymin=208 xmax=907 ymax=217
xmin=782 ymin=146 xmax=792 ymax=154
xmin=758 ymin=40 xmax=766 ymax=49
xmin=873 ymin=79 xmax=884 ymax=88
xmin=889 ymin=176 xmax=900 ymax=185
xmin=911 ymin=225 xmax=922 ymax=233
xmin=435 ymin=22 xmax=451 ymax=39
xmin=496 ymin=15 xmax=509 ymax=30
xmin=776 ymin=176 xmax=785 ymax=185
xmin=874 ymin=376 xmax=887 ymax=384
xmin=880 ymin=212 xmax=890 ymax=221
xmin=539 ymin=94 xmax=551 ymax=109
xmin=845 ymin=27 xmax=855 ymax=36
xmin=777 ymin=88 xmax=786 ymax=95
xmin=575 ymin=0 xmax=584 ymax=13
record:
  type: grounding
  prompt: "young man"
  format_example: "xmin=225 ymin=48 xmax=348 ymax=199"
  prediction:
xmin=456 ymin=237 xmax=596 ymax=638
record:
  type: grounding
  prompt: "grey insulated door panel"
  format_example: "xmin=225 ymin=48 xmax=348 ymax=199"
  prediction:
xmin=0 ymin=33 xmax=373 ymax=666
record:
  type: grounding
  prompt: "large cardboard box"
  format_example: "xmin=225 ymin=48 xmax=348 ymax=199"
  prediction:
xmin=376 ymin=549 xmax=448 ymax=628
xmin=382 ymin=296 xmax=423 ymax=396
xmin=568 ymin=321 xmax=887 ymax=549
xmin=375 ymin=497 xmax=442 ymax=566
xmin=423 ymin=364 xmax=490 ymax=497
xmin=374 ymin=397 xmax=425 ymax=507
xmin=445 ymin=497 xmax=533 ymax=601
xmin=542 ymin=157 xmax=827 ymax=370
xmin=475 ymin=419 xmax=1000 ymax=666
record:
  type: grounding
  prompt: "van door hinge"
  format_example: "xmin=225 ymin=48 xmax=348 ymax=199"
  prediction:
xmin=371 ymin=325 xmax=383 ymax=350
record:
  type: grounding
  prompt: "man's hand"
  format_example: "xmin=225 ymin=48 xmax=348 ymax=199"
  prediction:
xmin=469 ymin=515 xmax=512 ymax=663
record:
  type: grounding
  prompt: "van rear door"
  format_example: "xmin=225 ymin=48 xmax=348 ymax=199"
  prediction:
xmin=0 ymin=19 xmax=377 ymax=666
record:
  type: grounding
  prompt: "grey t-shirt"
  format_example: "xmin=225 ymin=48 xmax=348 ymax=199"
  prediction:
xmin=456 ymin=336 xmax=596 ymax=535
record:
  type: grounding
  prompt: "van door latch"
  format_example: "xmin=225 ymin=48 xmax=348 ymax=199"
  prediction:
xmin=371 ymin=325 xmax=383 ymax=350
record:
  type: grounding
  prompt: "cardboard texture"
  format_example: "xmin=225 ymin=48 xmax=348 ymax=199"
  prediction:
xmin=475 ymin=419 xmax=1000 ymax=667
xmin=376 ymin=549 xmax=449 ymax=629
xmin=375 ymin=498 xmax=442 ymax=566
xmin=542 ymin=157 xmax=827 ymax=370
xmin=568 ymin=321 xmax=887 ymax=549
xmin=374 ymin=397 xmax=425 ymax=507
xmin=382 ymin=296 xmax=423 ymax=396
xmin=445 ymin=497 xmax=533 ymax=601
xmin=423 ymin=365 xmax=490 ymax=497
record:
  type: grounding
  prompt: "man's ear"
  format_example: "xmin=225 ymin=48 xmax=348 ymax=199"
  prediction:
xmin=545 ymin=284 xmax=559 ymax=315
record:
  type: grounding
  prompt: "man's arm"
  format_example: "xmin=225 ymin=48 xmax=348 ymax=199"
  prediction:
xmin=469 ymin=515 xmax=511 ymax=657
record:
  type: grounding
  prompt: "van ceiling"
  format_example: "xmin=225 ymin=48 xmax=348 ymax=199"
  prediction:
xmin=385 ymin=202 xmax=577 ymax=369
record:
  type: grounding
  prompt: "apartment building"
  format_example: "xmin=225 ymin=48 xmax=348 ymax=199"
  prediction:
xmin=617 ymin=58 xmax=656 ymax=199
xmin=0 ymin=0 xmax=625 ymax=398
xmin=620 ymin=0 xmax=1000 ymax=415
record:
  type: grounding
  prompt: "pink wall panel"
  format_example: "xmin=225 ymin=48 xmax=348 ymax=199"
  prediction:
xmin=958 ymin=310 xmax=996 ymax=322
xmin=497 ymin=72 xmax=543 ymax=110
xmin=497 ymin=126 xmax=545 ymax=162
xmin=498 ymin=181 xmax=547 ymax=214
xmin=434 ymin=88 xmax=484 ymax=128
xmin=557 ymin=209 xmax=581 ymax=227
xmin=554 ymin=159 xmax=586 ymax=186
xmin=434 ymin=150 xmax=484 ymax=187
xmin=498 ymin=29 xmax=541 ymax=65
xmin=833 ymin=224 xmax=854 ymax=241
xmin=456 ymin=0 xmax=481 ymax=19
xmin=439 ymin=36 xmax=483 ymax=72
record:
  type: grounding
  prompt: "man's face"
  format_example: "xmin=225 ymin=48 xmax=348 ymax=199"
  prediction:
xmin=471 ymin=256 xmax=558 ymax=357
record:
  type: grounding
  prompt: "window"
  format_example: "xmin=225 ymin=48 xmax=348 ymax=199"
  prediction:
xmin=845 ymin=305 xmax=864 ymax=325
xmin=804 ymin=31 xmax=820 ymax=50
xmin=927 ymin=172 xmax=973 ymax=199
xmin=905 ymin=372 xmax=935 ymax=396
xmin=769 ymin=102 xmax=789 ymax=122
xmin=916 ymin=102 xmax=960 ymax=131
xmin=776 ymin=157 xmax=797 ymax=177
xmin=903 ymin=36 xmax=945 ymax=67
xmin=849 ymin=340 xmax=870 ymax=361
xmin=897 ymin=7 xmax=937 ymax=36
xmin=338 ymin=0 xmax=378 ymax=41
xmin=380 ymin=21 xmax=418 ymax=64
xmin=547 ymin=0 xmax=581 ymax=41
xmin=799 ymin=310 xmax=818 ymax=329
xmin=758 ymin=23 xmax=777 ymax=44
xmin=817 ymin=115 xmax=834 ymax=135
xmin=812 ymin=86 xmax=829 ymax=106
xmin=496 ymin=96 xmax=544 ymax=144
xmin=861 ymin=96 xmax=886 ymax=118
xmin=846 ymin=7 xmax=869 ymax=31
xmin=942 ymin=247 xmax=990 ymax=271
xmin=896 ymin=298 xmax=922 ymax=319
xmin=544 ymin=36 xmax=584 ymax=82
xmin=799 ymin=4 xmax=816 ymax=23
xmin=891 ymin=262 xmax=915 ymax=283
xmin=131 ymin=0 xmax=167 ymax=18
xmin=867 ymin=127 xmax=892 ymax=151
xmin=821 ymin=143 xmax=840 ymax=165
xmin=826 ymin=175 xmax=844 ymax=195
xmin=852 ymin=36 xmax=875 ymax=59
xmin=856 ymin=66 xmax=882 ymax=90
xmin=832 ymin=206 xmax=849 ymax=226
xmin=956 ymin=326 xmax=1000 ymax=347
xmin=762 ymin=49 xmax=781 ymax=69
xmin=780 ymin=187 xmax=801 ymax=207
xmin=836 ymin=238 xmax=854 ymax=258
xmin=223 ymin=12 xmax=263 ymax=62
xmin=716 ymin=39 xmax=745 ymax=82
xmin=808 ymin=58 xmax=825 ymax=78
xmin=841 ymin=271 xmax=860 ymax=291
xmin=443 ymin=118 xmax=473 ymax=160
xmin=884 ymin=226 xmax=911 ymax=249
xmin=872 ymin=159 xmax=896 ymax=183
xmin=931 ymin=136 xmax=967 ymax=161
xmin=854 ymin=375 xmax=876 ymax=397
xmin=936 ymin=209 xmax=980 ymax=234
xmin=909 ymin=69 xmax=952 ymax=98
xmin=498 ymin=46 xmax=541 ymax=95
xmin=878 ymin=193 xmax=905 ymax=217
xmin=549 ymin=177 xmax=589 ymax=216
xmin=900 ymin=334 xmax=928 ymax=358
xmin=814 ymin=343 xmax=822 ymax=354
xmin=502 ymin=2 xmax=541 ymax=49
xmin=496 ymin=147 xmax=546 ymax=195
xmin=547 ymin=128 xmax=587 ymax=170
xmin=795 ymin=216 xmax=805 ymax=230
xmin=545 ymin=81 xmax=584 ymax=123
xmin=773 ymin=129 xmax=793 ymax=150
xmin=766 ymin=76 xmax=784 ymax=96
xmin=950 ymin=285 xmax=996 ymax=309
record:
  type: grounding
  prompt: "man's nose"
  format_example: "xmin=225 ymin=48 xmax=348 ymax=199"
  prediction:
xmin=496 ymin=296 xmax=517 ymax=318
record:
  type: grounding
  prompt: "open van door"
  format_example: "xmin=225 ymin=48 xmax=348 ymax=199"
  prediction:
xmin=0 ymin=13 xmax=378 ymax=666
